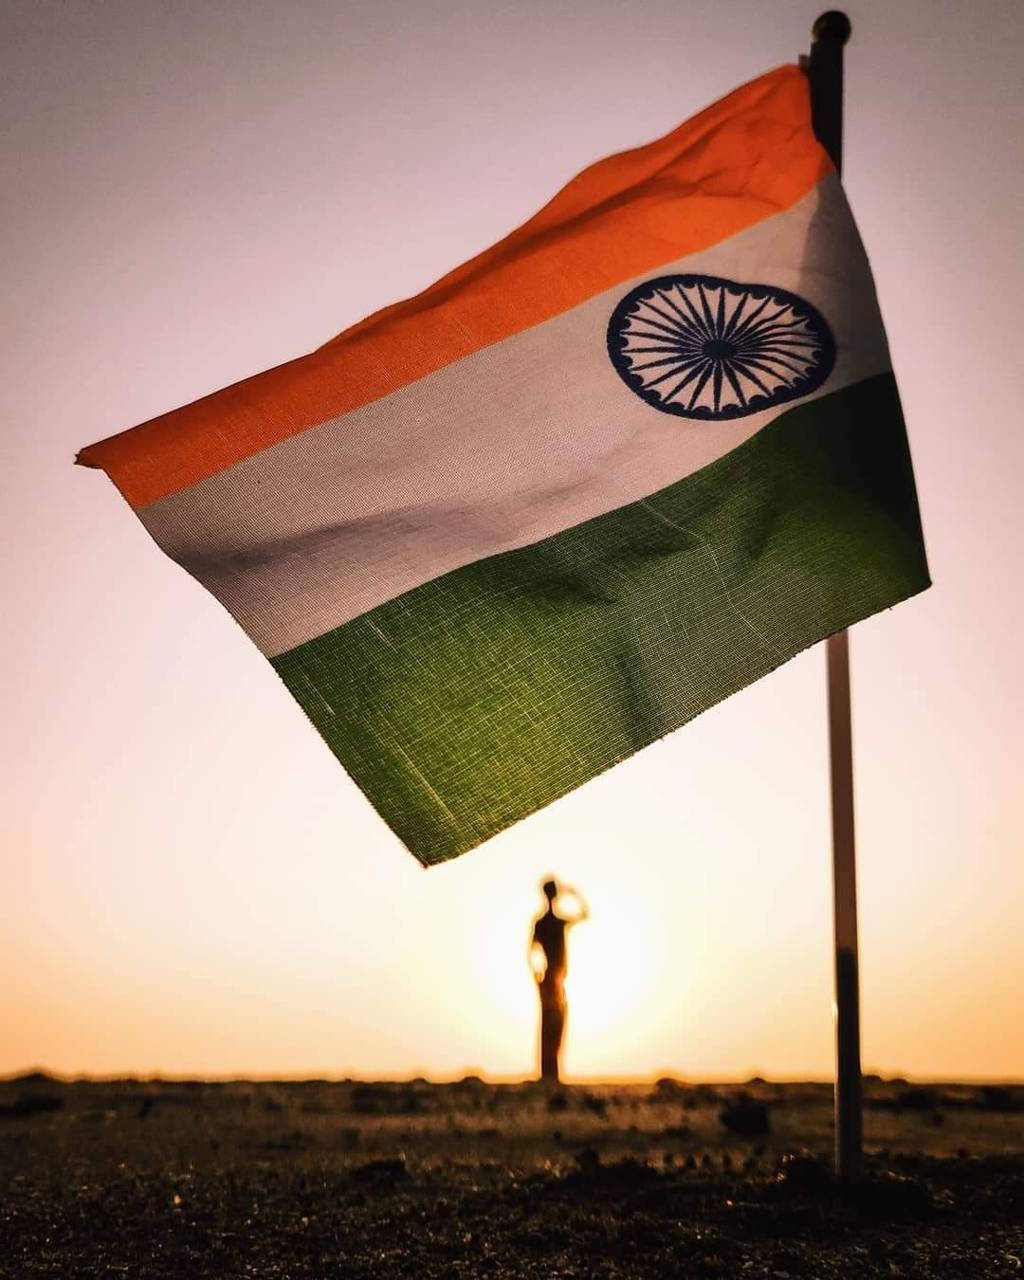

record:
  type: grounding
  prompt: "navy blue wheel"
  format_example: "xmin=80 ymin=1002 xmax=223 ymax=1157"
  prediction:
xmin=606 ymin=273 xmax=836 ymax=420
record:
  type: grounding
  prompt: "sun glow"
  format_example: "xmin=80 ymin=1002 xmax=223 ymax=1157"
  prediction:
xmin=453 ymin=866 xmax=679 ymax=1079
xmin=562 ymin=905 xmax=664 ymax=1072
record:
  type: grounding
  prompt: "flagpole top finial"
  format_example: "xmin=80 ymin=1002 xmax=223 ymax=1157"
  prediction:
xmin=812 ymin=11 xmax=852 ymax=44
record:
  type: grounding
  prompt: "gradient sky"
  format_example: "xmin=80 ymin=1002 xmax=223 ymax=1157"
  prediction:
xmin=2 ymin=0 xmax=1022 ymax=1082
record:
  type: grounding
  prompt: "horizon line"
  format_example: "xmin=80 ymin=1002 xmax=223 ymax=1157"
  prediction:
xmin=5 ymin=1067 xmax=1022 ymax=1088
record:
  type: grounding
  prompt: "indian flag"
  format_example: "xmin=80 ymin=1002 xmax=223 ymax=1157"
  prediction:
xmin=78 ymin=65 xmax=929 ymax=866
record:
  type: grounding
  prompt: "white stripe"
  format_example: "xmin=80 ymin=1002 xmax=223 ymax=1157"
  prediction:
xmin=141 ymin=175 xmax=890 ymax=656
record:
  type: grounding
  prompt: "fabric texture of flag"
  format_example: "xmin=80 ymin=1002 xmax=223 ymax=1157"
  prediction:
xmin=78 ymin=65 xmax=930 ymax=866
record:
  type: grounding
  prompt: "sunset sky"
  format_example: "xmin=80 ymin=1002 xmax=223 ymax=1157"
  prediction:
xmin=3 ymin=0 xmax=1021 ymax=1082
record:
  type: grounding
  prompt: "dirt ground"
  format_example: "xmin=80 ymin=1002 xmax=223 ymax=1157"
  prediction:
xmin=1 ymin=1074 xmax=1022 ymax=1278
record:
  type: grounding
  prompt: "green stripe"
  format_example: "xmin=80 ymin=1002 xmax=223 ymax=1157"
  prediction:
xmin=273 ymin=373 xmax=929 ymax=866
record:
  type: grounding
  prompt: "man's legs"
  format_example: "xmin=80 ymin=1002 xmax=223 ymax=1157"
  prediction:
xmin=539 ymin=981 xmax=566 ymax=1082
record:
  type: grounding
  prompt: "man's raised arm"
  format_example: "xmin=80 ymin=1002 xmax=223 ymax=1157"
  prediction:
xmin=559 ymin=886 xmax=589 ymax=924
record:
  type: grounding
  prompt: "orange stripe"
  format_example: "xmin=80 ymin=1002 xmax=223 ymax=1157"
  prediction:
xmin=78 ymin=64 xmax=830 ymax=509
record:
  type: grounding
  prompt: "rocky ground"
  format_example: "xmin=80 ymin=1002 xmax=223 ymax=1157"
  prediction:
xmin=2 ymin=1075 xmax=1022 ymax=1278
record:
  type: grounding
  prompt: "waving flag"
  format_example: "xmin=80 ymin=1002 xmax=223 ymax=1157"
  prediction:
xmin=78 ymin=65 xmax=929 ymax=865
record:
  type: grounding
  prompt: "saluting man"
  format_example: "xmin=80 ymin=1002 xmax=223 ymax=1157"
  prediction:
xmin=529 ymin=878 xmax=589 ymax=1083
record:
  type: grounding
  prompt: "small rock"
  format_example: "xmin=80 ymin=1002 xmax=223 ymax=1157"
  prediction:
xmin=719 ymin=1093 xmax=771 ymax=1137
xmin=777 ymin=1152 xmax=833 ymax=1195
xmin=349 ymin=1156 xmax=408 ymax=1184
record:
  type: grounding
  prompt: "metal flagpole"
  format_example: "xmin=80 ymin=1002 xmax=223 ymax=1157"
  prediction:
xmin=805 ymin=10 xmax=862 ymax=1182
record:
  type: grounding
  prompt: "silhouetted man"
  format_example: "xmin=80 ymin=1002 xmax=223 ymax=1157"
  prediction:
xmin=530 ymin=878 xmax=588 ymax=1083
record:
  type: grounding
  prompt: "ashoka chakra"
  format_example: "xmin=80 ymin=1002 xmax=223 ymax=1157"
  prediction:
xmin=606 ymin=273 xmax=836 ymax=420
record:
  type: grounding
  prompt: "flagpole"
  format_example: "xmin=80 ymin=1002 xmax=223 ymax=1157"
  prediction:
xmin=805 ymin=10 xmax=862 ymax=1183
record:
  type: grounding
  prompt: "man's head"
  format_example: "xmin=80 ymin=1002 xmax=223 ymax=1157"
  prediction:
xmin=542 ymin=878 xmax=558 ymax=902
